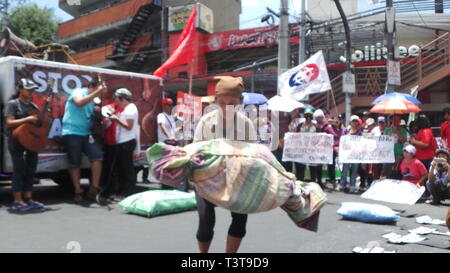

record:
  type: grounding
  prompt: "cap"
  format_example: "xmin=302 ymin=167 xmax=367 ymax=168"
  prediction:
xmin=435 ymin=149 xmax=450 ymax=159
xmin=366 ymin=118 xmax=375 ymax=126
xmin=162 ymin=97 xmax=174 ymax=105
xmin=400 ymin=119 xmax=407 ymax=126
xmin=114 ymin=88 xmax=132 ymax=99
xmin=377 ymin=116 xmax=386 ymax=123
xmin=403 ymin=144 xmax=416 ymax=155
xmin=19 ymin=78 xmax=38 ymax=90
xmin=304 ymin=108 xmax=314 ymax=115
xmin=350 ymin=115 xmax=360 ymax=122
xmin=214 ymin=76 xmax=244 ymax=97
xmin=313 ymin=109 xmax=325 ymax=118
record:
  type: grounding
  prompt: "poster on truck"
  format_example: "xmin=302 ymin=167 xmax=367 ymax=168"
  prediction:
xmin=0 ymin=57 xmax=163 ymax=173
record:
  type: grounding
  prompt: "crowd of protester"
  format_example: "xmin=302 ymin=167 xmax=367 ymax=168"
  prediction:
xmin=254 ymin=105 xmax=450 ymax=205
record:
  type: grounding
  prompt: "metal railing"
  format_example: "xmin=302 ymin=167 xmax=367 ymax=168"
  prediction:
xmin=311 ymin=32 xmax=450 ymax=111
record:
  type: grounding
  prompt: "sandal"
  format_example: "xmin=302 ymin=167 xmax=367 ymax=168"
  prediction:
xmin=425 ymin=199 xmax=440 ymax=205
xmin=25 ymin=199 xmax=45 ymax=211
xmin=9 ymin=200 xmax=32 ymax=214
xmin=74 ymin=189 xmax=84 ymax=203
xmin=86 ymin=186 xmax=101 ymax=202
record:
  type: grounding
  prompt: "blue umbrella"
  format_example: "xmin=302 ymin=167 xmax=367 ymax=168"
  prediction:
xmin=371 ymin=92 xmax=421 ymax=105
xmin=242 ymin=92 xmax=268 ymax=105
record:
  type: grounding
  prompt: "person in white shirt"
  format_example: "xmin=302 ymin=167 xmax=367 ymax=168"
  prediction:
xmin=157 ymin=98 xmax=177 ymax=144
xmin=100 ymin=88 xmax=139 ymax=202
xmin=371 ymin=116 xmax=387 ymax=136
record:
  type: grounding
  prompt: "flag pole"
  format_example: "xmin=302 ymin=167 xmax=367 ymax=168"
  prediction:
xmin=188 ymin=55 xmax=195 ymax=94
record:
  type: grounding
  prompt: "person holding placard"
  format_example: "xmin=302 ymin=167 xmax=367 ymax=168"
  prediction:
xmin=322 ymin=115 xmax=343 ymax=190
xmin=288 ymin=108 xmax=323 ymax=188
xmin=337 ymin=115 xmax=363 ymax=193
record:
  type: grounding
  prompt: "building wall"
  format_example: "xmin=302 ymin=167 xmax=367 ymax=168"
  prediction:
xmin=165 ymin=0 xmax=241 ymax=32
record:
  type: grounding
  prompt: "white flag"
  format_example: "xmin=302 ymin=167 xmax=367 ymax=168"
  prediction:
xmin=278 ymin=50 xmax=331 ymax=101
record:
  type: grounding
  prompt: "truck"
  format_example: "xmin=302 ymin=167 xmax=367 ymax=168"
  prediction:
xmin=0 ymin=56 xmax=163 ymax=188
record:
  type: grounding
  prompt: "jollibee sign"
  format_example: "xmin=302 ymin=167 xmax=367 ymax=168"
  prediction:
xmin=341 ymin=43 xmax=420 ymax=62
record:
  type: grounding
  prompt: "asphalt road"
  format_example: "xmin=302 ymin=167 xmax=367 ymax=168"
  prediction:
xmin=0 ymin=179 xmax=449 ymax=253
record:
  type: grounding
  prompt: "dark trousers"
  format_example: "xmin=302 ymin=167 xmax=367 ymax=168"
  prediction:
xmin=195 ymin=192 xmax=247 ymax=242
xmin=295 ymin=163 xmax=323 ymax=187
xmin=101 ymin=139 xmax=136 ymax=197
xmin=8 ymin=139 xmax=38 ymax=193
xmin=272 ymin=147 xmax=293 ymax=172
xmin=420 ymin=158 xmax=433 ymax=197
xmin=327 ymin=151 xmax=338 ymax=182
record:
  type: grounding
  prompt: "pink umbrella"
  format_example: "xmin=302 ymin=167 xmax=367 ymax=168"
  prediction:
xmin=370 ymin=98 xmax=421 ymax=115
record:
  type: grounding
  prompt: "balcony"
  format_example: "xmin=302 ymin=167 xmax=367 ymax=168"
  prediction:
xmin=58 ymin=0 xmax=154 ymax=40
xmin=70 ymin=34 xmax=153 ymax=66
xmin=69 ymin=45 xmax=115 ymax=66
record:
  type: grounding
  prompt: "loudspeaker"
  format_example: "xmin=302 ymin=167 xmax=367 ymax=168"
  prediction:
xmin=0 ymin=27 xmax=37 ymax=56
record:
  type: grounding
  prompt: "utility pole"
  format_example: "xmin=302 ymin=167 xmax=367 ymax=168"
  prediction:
xmin=385 ymin=0 xmax=397 ymax=93
xmin=277 ymin=0 xmax=289 ymax=95
xmin=298 ymin=0 xmax=309 ymax=102
xmin=333 ymin=0 xmax=353 ymax=126
xmin=299 ymin=0 xmax=306 ymax=64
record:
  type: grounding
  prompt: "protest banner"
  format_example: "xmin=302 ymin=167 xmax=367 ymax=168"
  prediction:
xmin=282 ymin=132 xmax=333 ymax=164
xmin=361 ymin=179 xmax=425 ymax=205
xmin=176 ymin=91 xmax=202 ymax=119
xmin=338 ymin=135 xmax=395 ymax=163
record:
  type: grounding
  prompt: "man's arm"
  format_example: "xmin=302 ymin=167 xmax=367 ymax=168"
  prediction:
xmin=73 ymin=84 xmax=105 ymax=107
xmin=428 ymin=161 xmax=436 ymax=182
xmin=160 ymin=123 xmax=175 ymax=140
xmin=110 ymin=115 xmax=134 ymax=130
xmin=417 ymin=174 xmax=428 ymax=188
xmin=5 ymin=115 xmax=38 ymax=128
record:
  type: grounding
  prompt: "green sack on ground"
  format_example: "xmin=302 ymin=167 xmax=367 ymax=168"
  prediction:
xmin=118 ymin=190 xmax=197 ymax=217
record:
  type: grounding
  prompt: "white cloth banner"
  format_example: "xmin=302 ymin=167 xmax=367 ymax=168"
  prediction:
xmin=278 ymin=50 xmax=331 ymax=101
xmin=282 ymin=132 xmax=333 ymax=164
xmin=361 ymin=179 xmax=425 ymax=205
xmin=338 ymin=135 xmax=395 ymax=163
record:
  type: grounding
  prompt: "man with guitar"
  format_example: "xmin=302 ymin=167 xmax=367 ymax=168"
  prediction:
xmin=5 ymin=78 xmax=49 ymax=213
xmin=62 ymin=77 xmax=106 ymax=203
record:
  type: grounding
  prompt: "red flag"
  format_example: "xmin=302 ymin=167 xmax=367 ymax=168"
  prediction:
xmin=153 ymin=5 xmax=197 ymax=78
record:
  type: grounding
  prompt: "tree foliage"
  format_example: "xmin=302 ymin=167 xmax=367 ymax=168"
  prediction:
xmin=8 ymin=4 xmax=58 ymax=46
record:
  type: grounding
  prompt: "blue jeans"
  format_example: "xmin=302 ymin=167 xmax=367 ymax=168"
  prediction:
xmin=340 ymin=163 xmax=360 ymax=190
xmin=8 ymin=138 xmax=38 ymax=193
xmin=62 ymin=135 xmax=103 ymax=168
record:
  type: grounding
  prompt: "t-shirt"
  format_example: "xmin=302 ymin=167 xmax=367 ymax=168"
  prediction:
xmin=371 ymin=126 xmax=384 ymax=136
xmin=441 ymin=121 xmax=450 ymax=148
xmin=400 ymin=158 xmax=428 ymax=184
xmin=384 ymin=127 xmax=408 ymax=156
xmin=4 ymin=98 xmax=38 ymax=136
xmin=62 ymin=89 xmax=94 ymax=136
xmin=116 ymin=103 xmax=139 ymax=144
xmin=157 ymin=112 xmax=176 ymax=142
xmin=103 ymin=103 xmax=124 ymax=146
xmin=415 ymin=128 xmax=437 ymax=160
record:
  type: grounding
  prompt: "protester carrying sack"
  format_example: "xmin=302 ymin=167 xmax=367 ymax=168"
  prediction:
xmin=146 ymin=140 xmax=328 ymax=231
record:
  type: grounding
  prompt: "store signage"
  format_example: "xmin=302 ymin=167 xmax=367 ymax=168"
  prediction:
xmin=168 ymin=3 xmax=214 ymax=34
xmin=206 ymin=26 xmax=298 ymax=52
xmin=340 ymin=43 xmax=420 ymax=63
